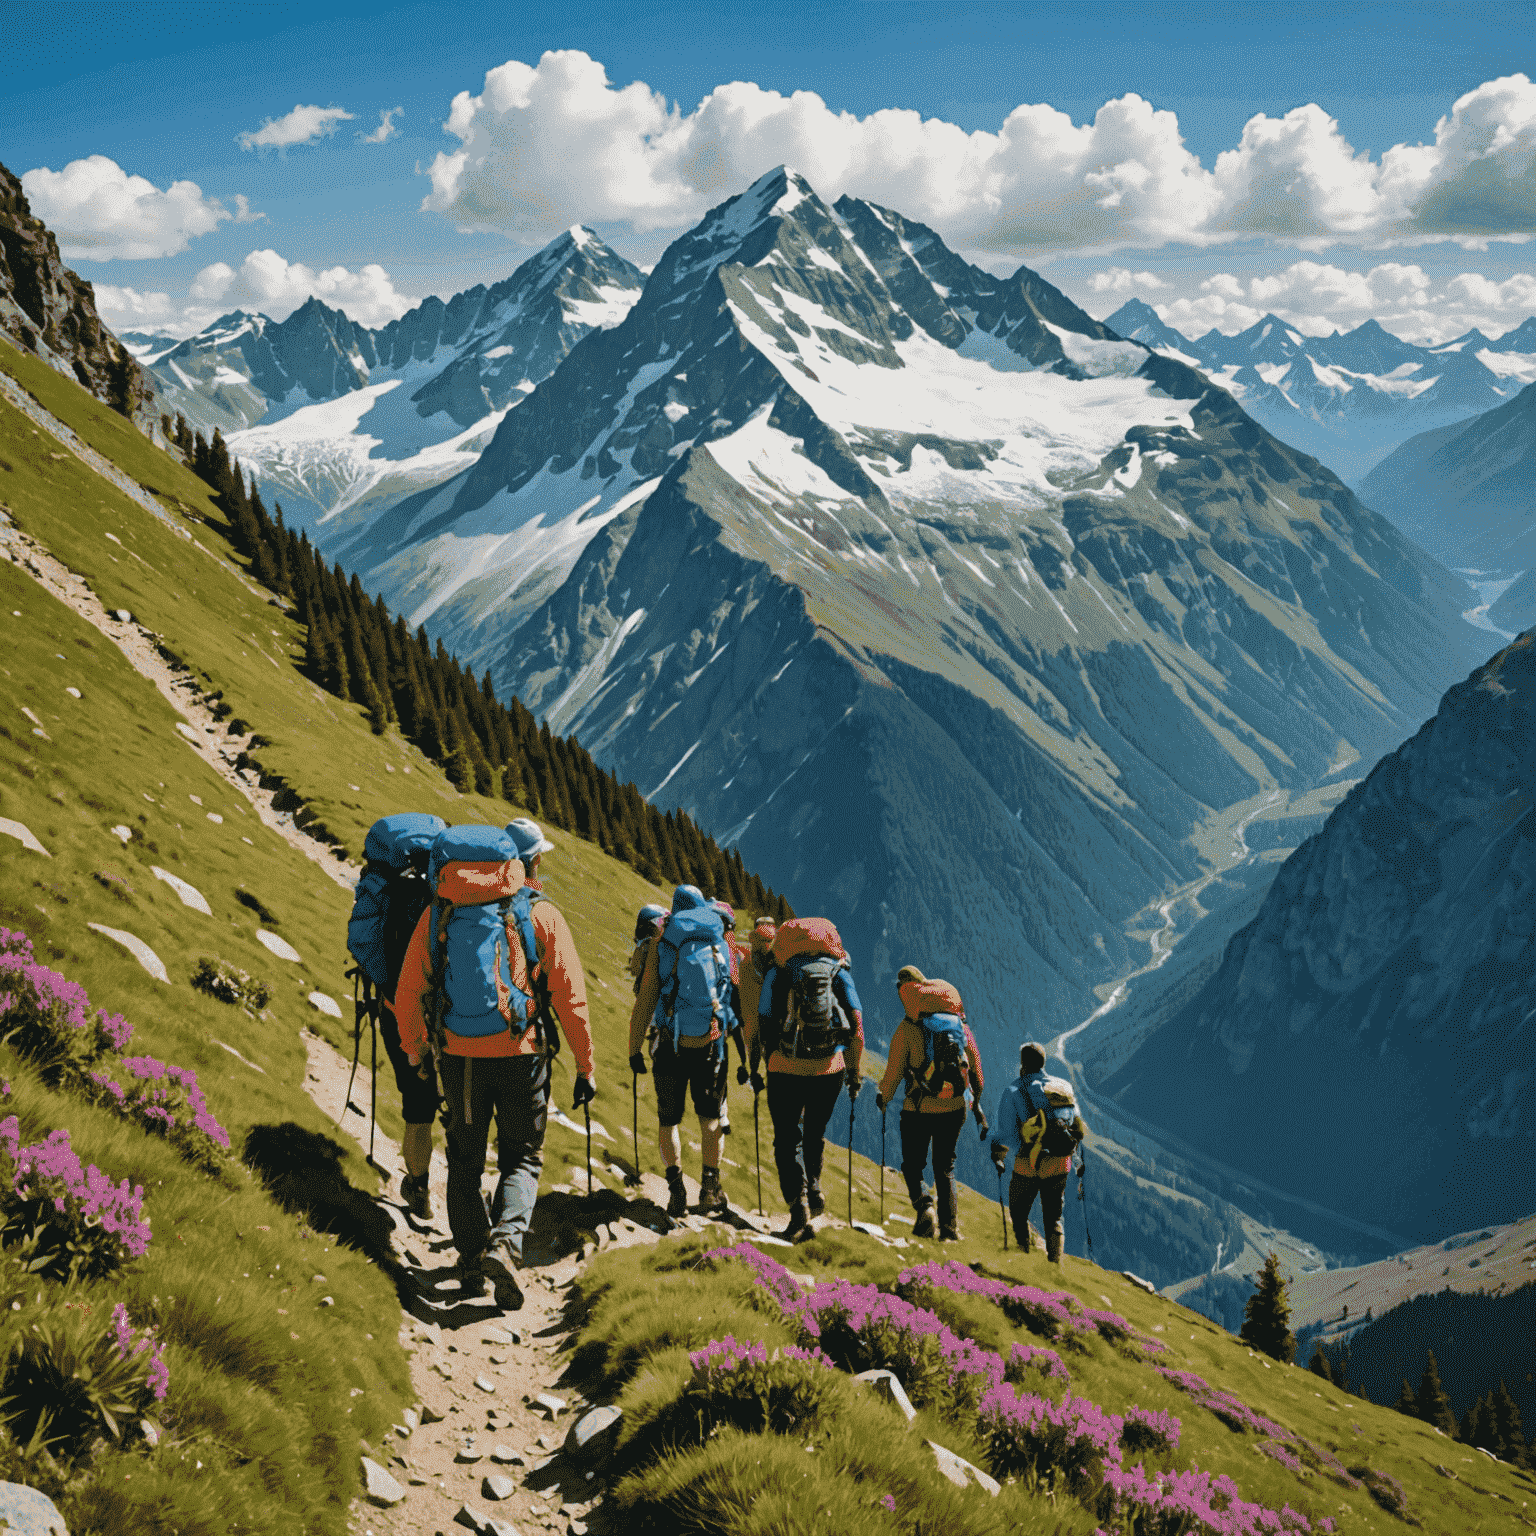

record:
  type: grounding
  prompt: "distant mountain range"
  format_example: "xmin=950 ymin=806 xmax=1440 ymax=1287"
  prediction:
xmin=1105 ymin=298 xmax=1535 ymax=484
xmin=1357 ymin=381 xmax=1535 ymax=578
xmin=1102 ymin=628 xmax=1534 ymax=1242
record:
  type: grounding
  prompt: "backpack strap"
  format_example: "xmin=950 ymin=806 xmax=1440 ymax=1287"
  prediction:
xmin=505 ymin=889 xmax=560 ymax=1059
xmin=423 ymin=895 xmax=453 ymax=1062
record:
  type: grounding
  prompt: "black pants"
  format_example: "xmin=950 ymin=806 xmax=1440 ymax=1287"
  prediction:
xmin=438 ymin=1054 xmax=549 ymax=1264
xmin=1010 ymin=1168 xmax=1068 ymax=1257
xmin=766 ymin=1072 xmax=843 ymax=1207
xmin=900 ymin=1109 xmax=966 ymax=1231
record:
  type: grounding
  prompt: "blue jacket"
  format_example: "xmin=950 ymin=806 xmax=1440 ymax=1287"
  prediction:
xmin=992 ymin=1071 xmax=1057 ymax=1164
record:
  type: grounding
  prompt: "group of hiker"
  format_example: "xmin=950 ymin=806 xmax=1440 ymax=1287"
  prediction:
xmin=347 ymin=813 xmax=1088 ymax=1311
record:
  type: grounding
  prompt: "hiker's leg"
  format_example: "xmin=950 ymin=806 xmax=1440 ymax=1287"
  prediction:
xmin=1041 ymin=1172 xmax=1069 ymax=1262
xmin=652 ymin=1044 xmax=687 ymax=1171
xmin=487 ymin=1055 xmax=549 ymax=1261
xmin=765 ymin=1073 xmax=808 ymax=1204
xmin=402 ymin=1122 xmax=433 ymax=1179
xmin=930 ymin=1110 xmax=965 ymax=1234
xmin=1008 ymin=1169 xmax=1039 ymax=1251
xmin=797 ymin=1074 xmax=843 ymax=1193
xmin=688 ymin=1047 xmax=725 ymax=1170
xmin=899 ymin=1109 xmax=932 ymax=1209
xmin=439 ymin=1055 xmax=492 ymax=1262
xmin=380 ymin=1004 xmax=438 ymax=1177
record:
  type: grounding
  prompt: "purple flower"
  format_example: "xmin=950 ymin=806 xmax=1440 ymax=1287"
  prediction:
xmin=1122 ymin=1403 xmax=1182 ymax=1454
xmin=880 ymin=1494 xmax=896 ymax=1512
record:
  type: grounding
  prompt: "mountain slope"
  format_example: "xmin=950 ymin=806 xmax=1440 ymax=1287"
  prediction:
xmin=1103 ymin=629 xmax=1535 ymax=1241
xmin=1356 ymin=381 xmax=1536 ymax=574
xmin=1105 ymin=300 xmax=1529 ymax=483
xmin=362 ymin=168 xmax=1494 ymax=1084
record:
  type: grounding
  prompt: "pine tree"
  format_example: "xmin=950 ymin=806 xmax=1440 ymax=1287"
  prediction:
xmin=1415 ymin=1351 xmax=1457 ymax=1436
xmin=1308 ymin=1345 xmax=1335 ymax=1384
xmin=1239 ymin=1253 xmax=1296 ymax=1364
xmin=1492 ymin=1382 xmax=1529 ymax=1466
xmin=1393 ymin=1378 xmax=1419 ymax=1417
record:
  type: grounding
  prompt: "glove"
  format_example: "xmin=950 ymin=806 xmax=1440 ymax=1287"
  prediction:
xmin=875 ymin=1092 xmax=887 ymax=1113
xmin=572 ymin=1075 xmax=596 ymax=1109
xmin=736 ymin=1064 xmax=750 ymax=1085
xmin=629 ymin=1052 xmax=648 ymax=1076
xmin=974 ymin=1110 xmax=990 ymax=1142
xmin=846 ymin=1070 xmax=862 ymax=1101
xmin=990 ymin=1141 xmax=1008 ymax=1173
xmin=749 ymin=1071 xmax=766 ymax=1095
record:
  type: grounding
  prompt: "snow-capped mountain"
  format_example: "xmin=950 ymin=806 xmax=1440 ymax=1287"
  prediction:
xmin=1358 ymin=381 xmax=1536 ymax=576
xmin=1105 ymin=298 xmax=1533 ymax=483
xmin=1102 ymin=628 xmax=1535 ymax=1241
xmin=146 ymin=229 xmax=645 ymax=530
xmin=340 ymin=167 xmax=1494 ymax=1093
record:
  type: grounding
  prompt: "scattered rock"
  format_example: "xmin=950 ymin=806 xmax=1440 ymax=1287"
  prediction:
xmin=114 ymin=608 xmax=132 ymax=622
xmin=307 ymin=991 xmax=342 ymax=1018
xmin=0 ymin=818 xmax=50 ymax=857
xmin=139 ymin=1419 xmax=160 ymax=1448
xmin=482 ymin=1326 xmax=515 ymax=1345
xmin=256 ymin=929 xmax=301 ymax=962
xmin=474 ymin=1375 xmax=497 ymax=1394
xmin=0 ymin=1481 xmax=68 ymax=1534
xmin=482 ymin=1473 xmax=516 ymax=1500
xmin=532 ymin=1392 xmax=567 ymax=1418
xmin=491 ymin=1445 xmax=524 ymax=1465
xmin=456 ymin=1438 xmax=481 ymax=1463
xmin=109 ymin=824 xmax=132 ymax=844
xmin=850 ymin=1219 xmax=889 ymax=1238
xmin=455 ymin=1502 xmax=489 ymax=1532
xmin=319 ymin=1296 xmax=334 ymax=1307
xmin=855 ymin=1369 xmax=917 ymax=1423
xmin=421 ymin=1403 xmax=447 ymax=1424
xmin=206 ymin=812 xmax=223 ymax=824
xmin=86 ymin=923 xmax=168 ymax=982
xmin=926 ymin=1441 xmax=1000 ymax=1496
xmin=361 ymin=1456 xmax=405 ymax=1507
xmin=64 ymin=687 xmax=80 ymax=699
xmin=392 ymin=1423 xmax=412 ymax=1440
xmin=401 ymin=1408 xmax=419 ymax=1431
xmin=564 ymin=1404 xmax=622 ymax=1466
xmin=1121 ymin=1271 xmax=1159 ymax=1295
xmin=150 ymin=866 xmax=212 ymax=915
xmin=174 ymin=723 xmax=200 ymax=742
xmin=485 ymin=1519 xmax=521 ymax=1536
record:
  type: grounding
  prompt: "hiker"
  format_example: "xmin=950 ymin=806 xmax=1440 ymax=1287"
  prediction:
xmin=749 ymin=916 xmax=864 ymax=1240
xmin=737 ymin=917 xmax=776 ymax=1033
xmin=627 ymin=885 xmax=738 ymax=1219
xmin=629 ymin=904 xmax=667 ymax=992
xmin=345 ymin=812 xmax=446 ymax=1219
xmin=710 ymin=899 xmax=753 ymax=1138
xmin=396 ymin=819 xmax=595 ymax=1310
xmin=875 ymin=967 xmax=985 ymax=1241
xmin=990 ymin=1042 xmax=1087 ymax=1263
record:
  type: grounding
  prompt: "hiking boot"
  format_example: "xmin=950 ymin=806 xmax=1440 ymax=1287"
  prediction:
xmin=940 ymin=1225 xmax=961 ymax=1243
xmin=401 ymin=1171 xmax=432 ymax=1221
xmin=665 ymin=1167 xmax=688 ymax=1218
xmin=778 ymin=1200 xmax=811 ymax=1241
xmin=911 ymin=1200 xmax=937 ymax=1239
xmin=481 ymin=1240 xmax=525 ymax=1312
xmin=806 ymin=1182 xmax=825 ymax=1217
xmin=455 ymin=1257 xmax=488 ymax=1298
xmin=699 ymin=1167 xmax=728 ymax=1215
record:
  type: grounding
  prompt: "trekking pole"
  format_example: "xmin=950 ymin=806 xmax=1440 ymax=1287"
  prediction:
xmin=583 ymin=1101 xmax=593 ymax=1198
xmin=367 ymin=1006 xmax=378 ymax=1167
xmin=753 ymin=1085 xmax=763 ymax=1216
xmin=879 ymin=1103 xmax=886 ymax=1225
xmin=996 ymin=1163 xmax=1009 ymax=1251
xmin=847 ymin=1092 xmax=856 ymax=1227
xmin=1077 ymin=1151 xmax=1094 ymax=1258
xmin=341 ymin=968 xmax=365 ymax=1127
xmin=626 ymin=1072 xmax=641 ymax=1187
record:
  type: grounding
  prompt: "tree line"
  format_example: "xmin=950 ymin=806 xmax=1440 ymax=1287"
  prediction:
xmin=166 ymin=415 xmax=793 ymax=920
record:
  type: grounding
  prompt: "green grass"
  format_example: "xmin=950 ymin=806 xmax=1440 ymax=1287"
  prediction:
xmin=562 ymin=1233 xmax=1536 ymax=1536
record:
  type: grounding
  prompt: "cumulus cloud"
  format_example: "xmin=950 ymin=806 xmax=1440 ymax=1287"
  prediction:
xmin=20 ymin=156 xmax=230 ymax=260
xmin=1097 ymin=259 xmax=1536 ymax=343
xmin=233 ymin=193 xmax=264 ymax=223
xmin=188 ymin=249 xmax=411 ymax=326
xmin=360 ymin=107 xmax=403 ymax=144
xmin=93 ymin=283 xmax=178 ymax=330
xmin=238 ymin=104 xmax=355 ymax=151
xmin=422 ymin=53 xmax=1536 ymax=255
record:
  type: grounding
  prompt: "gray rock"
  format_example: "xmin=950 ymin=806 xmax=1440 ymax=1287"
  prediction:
xmin=926 ymin=1441 xmax=1000 ymax=1496
xmin=455 ymin=1502 xmax=488 ymax=1531
xmin=564 ymin=1404 xmax=623 ymax=1465
xmin=854 ymin=1369 xmax=917 ymax=1423
xmin=474 ymin=1375 xmax=497 ymax=1394
xmin=483 ymin=1473 xmax=516 ymax=1500
xmin=485 ymin=1519 xmax=522 ymax=1536
xmin=0 ymin=1483 xmax=68 ymax=1535
xmin=139 ymin=1418 xmax=161 ymax=1448
xmin=532 ymin=1391 xmax=567 ymax=1418
xmin=114 ymin=609 xmax=132 ymax=623
xmin=361 ymin=1457 xmax=406 ymax=1507
xmin=1121 ymin=1271 xmax=1159 ymax=1295
xmin=491 ymin=1444 xmax=525 ymax=1465
xmin=456 ymin=1436 xmax=482 ymax=1463
xmin=421 ymin=1402 xmax=447 ymax=1423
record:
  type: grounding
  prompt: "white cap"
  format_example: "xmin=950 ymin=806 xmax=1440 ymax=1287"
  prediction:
xmin=505 ymin=817 xmax=555 ymax=859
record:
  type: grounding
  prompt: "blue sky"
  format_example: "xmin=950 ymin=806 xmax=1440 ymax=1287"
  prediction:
xmin=4 ymin=0 xmax=1532 ymax=342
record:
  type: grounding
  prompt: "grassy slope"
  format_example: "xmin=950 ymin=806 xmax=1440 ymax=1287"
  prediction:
xmin=573 ymin=1231 xmax=1536 ymax=1536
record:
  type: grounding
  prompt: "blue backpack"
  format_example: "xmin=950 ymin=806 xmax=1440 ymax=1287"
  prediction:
xmin=346 ymin=813 xmax=447 ymax=1002
xmin=911 ymin=1012 xmax=970 ymax=1106
xmin=423 ymin=825 xmax=553 ymax=1051
xmin=1030 ymin=1074 xmax=1082 ymax=1159
xmin=654 ymin=895 xmax=734 ymax=1051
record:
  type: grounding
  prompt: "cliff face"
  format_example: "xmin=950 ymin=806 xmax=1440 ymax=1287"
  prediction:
xmin=0 ymin=159 xmax=154 ymax=427
xmin=1105 ymin=629 xmax=1536 ymax=1240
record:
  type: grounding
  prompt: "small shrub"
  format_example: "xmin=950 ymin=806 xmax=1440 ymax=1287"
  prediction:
xmin=190 ymin=957 xmax=271 ymax=1011
xmin=0 ymin=1118 xmax=151 ymax=1279
xmin=978 ymin=1383 xmax=1123 ymax=1490
xmin=1350 ymin=1466 xmax=1415 ymax=1522
xmin=1121 ymin=1403 xmax=1182 ymax=1456
xmin=1098 ymin=1463 xmax=1319 ymax=1535
xmin=686 ymin=1336 xmax=839 ymax=1436
xmin=86 ymin=1057 xmax=230 ymax=1172
xmin=0 ymin=928 xmax=133 ymax=1084
xmin=91 ymin=872 xmax=135 ymax=902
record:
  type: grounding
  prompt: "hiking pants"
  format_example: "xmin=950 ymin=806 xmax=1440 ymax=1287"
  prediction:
xmin=1010 ymin=1168 xmax=1068 ymax=1259
xmin=900 ymin=1108 xmax=965 ymax=1231
xmin=766 ymin=1072 xmax=843 ymax=1207
xmin=438 ymin=1054 xmax=549 ymax=1265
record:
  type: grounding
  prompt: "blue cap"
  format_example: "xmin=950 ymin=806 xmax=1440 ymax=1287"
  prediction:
xmin=504 ymin=817 xmax=555 ymax=860
xmin=634 ymin=903 xmax=667 ymax=943
xmin=671 ymin=884 xmax=706 ymax=913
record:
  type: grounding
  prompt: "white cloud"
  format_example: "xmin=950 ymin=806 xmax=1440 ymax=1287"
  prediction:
xmin=20 ymin=156 xmax=230 ymax=260
xmin=237 ymin=104 xmax=355 ymax=152
xmin=188 ymin=249 xmax=411 ymax=326
xmin=422 ymin=53 xmax=1536 ymax=254
xmin=233 ymin=193 xmax=264 ymax=223
xmin=360 ymin=107 xmax=403 ymax=144
xmin=1095 ymin=259 xmax=1536 ymax=343
xmin=93 ymin=284 xmax=178 ymax=330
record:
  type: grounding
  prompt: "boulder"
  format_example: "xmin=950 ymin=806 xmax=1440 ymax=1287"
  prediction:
xmin=86 ymin=923 xmax=168 ymax=982
xmin=926 ymin=1441 xmax=1000 ymax=1496
xmin=361 ymin=1456 xmax=405 ymax=1507
xmin=1121 ymin=1271 xmax=1159 ymax=1295
xmin=0 ymin=818 xmax=50 ymax=857
xmin=482 ymin=1473 xmax=516 ymax=1500
xmin=0 ymin=1483 xmax=68 ymax=1534
xmin=151 ymin=866 xmax=212 ymax=915
xmin=308 ymin=991 xmax=342 ymax=1018
xmin=532 ymin=1391 xmax=567 ymax=1418
xmin=854 ymin=1369 xmax=916 ymax=1423
xmin=256 ymin=929 xmax=301 ymax=962
xmin=564 ymin=1404 xmax=623 ymax=1465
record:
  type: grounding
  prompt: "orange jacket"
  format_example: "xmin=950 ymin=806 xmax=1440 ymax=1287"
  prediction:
xmin=878 ymin=1016 xmax=985 ymax=1113
xmin=395 ymin=870 xmax=594 ymax=1076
